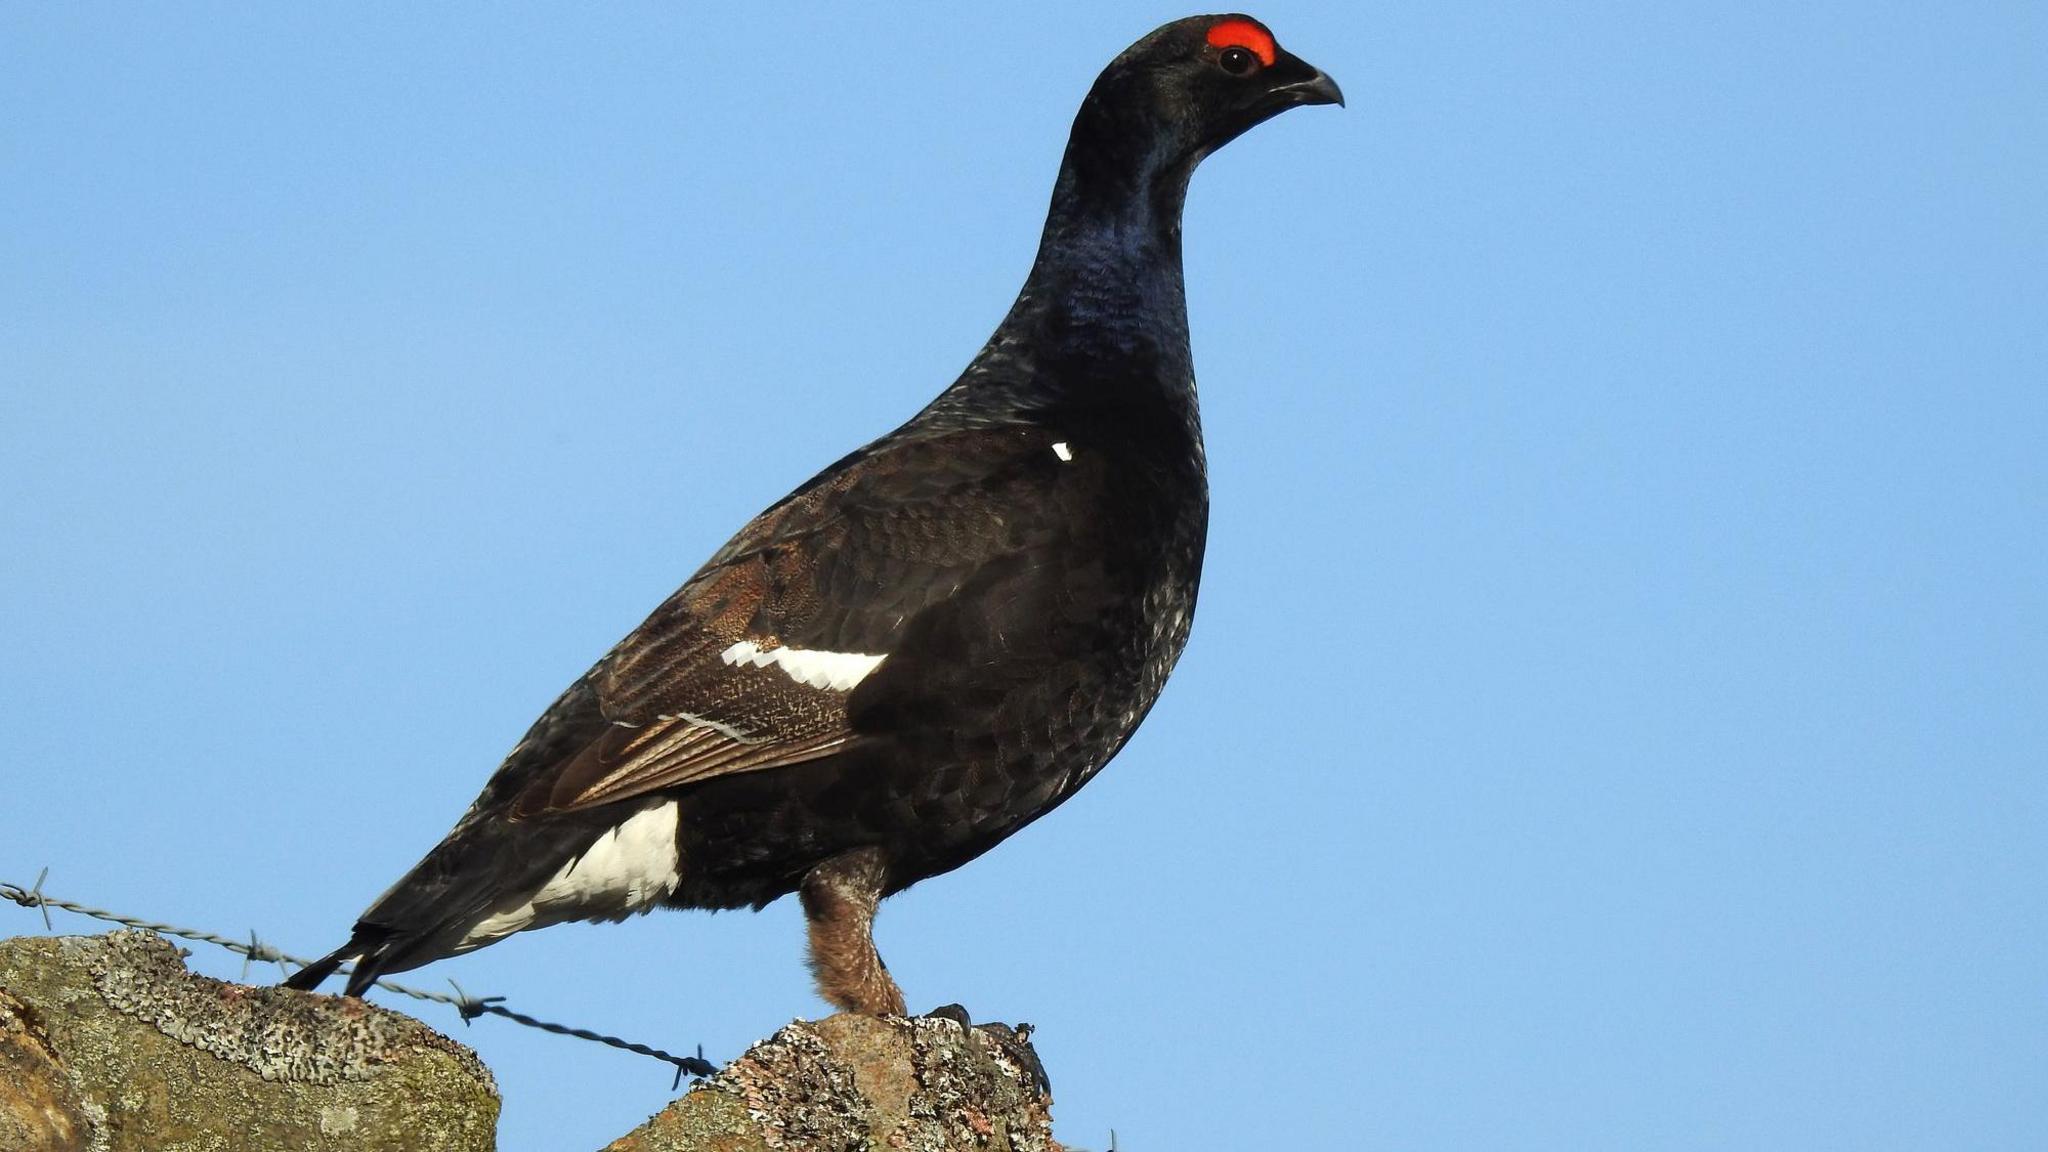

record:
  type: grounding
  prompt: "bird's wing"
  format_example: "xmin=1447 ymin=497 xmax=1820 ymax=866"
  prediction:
xmin=509 ymin=424 xmax=1073 ymax=816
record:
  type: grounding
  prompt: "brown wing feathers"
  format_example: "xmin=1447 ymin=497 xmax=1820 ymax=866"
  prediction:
xmin=507 ymin=428 xmax=1058 ymax=819
xmin=508 ymin=517 xmax=859 ymax=816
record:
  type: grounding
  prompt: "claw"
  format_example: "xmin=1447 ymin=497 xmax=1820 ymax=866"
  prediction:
xmin=918 ymin=1004 xmax=1051 ymax=1096
xmin=976 ymin=1020 xmax=1052 ymax=1097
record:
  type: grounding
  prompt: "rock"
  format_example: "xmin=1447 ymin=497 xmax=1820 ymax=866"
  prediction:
xmin=0 ymin=929 xmax=1071 ymax=1151
xmin=0 ymin=985 xmax=91 ymax=1151
xmin=605 ymin=1013 xmax=1063 ymax=1152
xmin=0 ymin=930 xmax=498 ymax=1152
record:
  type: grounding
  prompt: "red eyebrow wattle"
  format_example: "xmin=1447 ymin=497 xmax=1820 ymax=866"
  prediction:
xmin=1205 ymin=18 xmax=1277 ymax=67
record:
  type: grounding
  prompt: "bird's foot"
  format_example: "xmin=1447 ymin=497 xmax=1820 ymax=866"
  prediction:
xmin=920 ymin=1003 xmax=1051 ymax=1097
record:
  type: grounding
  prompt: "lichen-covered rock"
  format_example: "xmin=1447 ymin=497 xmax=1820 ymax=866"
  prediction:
xmin=0 ymin=986 xmax=91 ymax=1152
xmin=0 ymin=930 xmax=498 ymax=1152
xmin=1 ymin=930 xmax=1070 ymax=1151
xmin=606 ymin=1013 xmax=1063 ymax=1152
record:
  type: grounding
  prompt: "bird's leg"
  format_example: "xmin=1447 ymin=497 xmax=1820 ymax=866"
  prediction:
xmin=799 ymin=847 xmax=906 ymax=1016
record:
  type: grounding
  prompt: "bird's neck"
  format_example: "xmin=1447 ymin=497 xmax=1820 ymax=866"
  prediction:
xmin=922 ymin=106 xmax=1199 ymax=431
xmin=1020 ymin=107 xmax=1196 ymax=367
xmin=1039 ymin=105 xmax=1194 ymax=253
xmin=942 ymin=193 xmax=1196 ymax=420
xmin=1025 ymin=147 xmax=1192 ymax=339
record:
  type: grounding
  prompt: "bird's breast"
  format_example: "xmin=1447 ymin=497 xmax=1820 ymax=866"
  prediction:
xmin=972 ymin=418 xmax=1208 ymax=787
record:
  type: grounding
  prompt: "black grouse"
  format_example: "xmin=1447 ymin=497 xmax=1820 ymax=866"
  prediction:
xmin=287 ymin=15 xmax=1340 ymax=1015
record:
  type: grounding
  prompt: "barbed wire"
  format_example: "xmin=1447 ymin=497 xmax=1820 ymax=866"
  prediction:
xmin=1 ymin=868 xmax=717 ymax=1086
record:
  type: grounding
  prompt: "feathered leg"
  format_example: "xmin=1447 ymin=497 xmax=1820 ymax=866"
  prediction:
xmin=799 ymin=847 xmax=905 ymax=1015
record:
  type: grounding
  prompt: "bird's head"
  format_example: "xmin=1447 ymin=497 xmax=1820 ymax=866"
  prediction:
xmin=1074 ymin=15 xmax=1343 ymax=179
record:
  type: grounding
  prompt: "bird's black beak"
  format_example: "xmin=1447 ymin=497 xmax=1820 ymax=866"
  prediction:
xmin=1270 ymin=50 xmax=1345 ymax=109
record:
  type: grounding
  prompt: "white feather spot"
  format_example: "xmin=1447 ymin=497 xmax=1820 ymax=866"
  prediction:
xmin=454 ymin=800 xmax=682 ymax=951
xmin=719 ymin=639 xmax=886 ymax=692
xmin=1052 ymin=441 xmax=1073 ymax=462
xmin=653 ymin=708 xmax=761 ymax=744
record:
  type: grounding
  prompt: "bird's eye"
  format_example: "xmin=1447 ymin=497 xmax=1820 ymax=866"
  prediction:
xmin=1218 ymin=45 xmax=1260 ymax=77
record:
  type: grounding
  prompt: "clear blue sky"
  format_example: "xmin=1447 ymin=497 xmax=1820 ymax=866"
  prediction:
xmin=3 ymin=4 xmax=2042 ymax=1149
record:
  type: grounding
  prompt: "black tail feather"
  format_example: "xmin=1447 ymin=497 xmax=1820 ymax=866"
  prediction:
xmin=281 ymin=925 xmax=396 ymax=995
xmin=342 ymin=938 xmax=396 ymax=998
xmin=280 ymin=793 xmax=630 ymax=995
xmin=281 ymin=943 xmax=351 ymax=992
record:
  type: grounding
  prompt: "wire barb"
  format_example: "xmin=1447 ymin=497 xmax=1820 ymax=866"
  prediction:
xmin=1 ymin=871 xmax=716 ymax=1084
xmin=29 ymin=867 xmax=52 ymax=931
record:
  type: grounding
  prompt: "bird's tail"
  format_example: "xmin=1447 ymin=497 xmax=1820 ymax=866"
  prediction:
xmin=281 ymin=924 xmax=403 ymax=997
xmin=280 ymin=802 xmax=641 ymax=997
xmin=279 ymin=945 xmax=346 ymax=992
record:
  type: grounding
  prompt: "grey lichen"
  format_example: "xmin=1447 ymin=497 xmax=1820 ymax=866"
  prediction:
xmin=710 ymin=1020 xmax=875 ymax=1149
xmin=81 ymin=929 xmax=491 ymax=1087
xmin=901 ymin=1016 xmax=1058 ymax=1152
